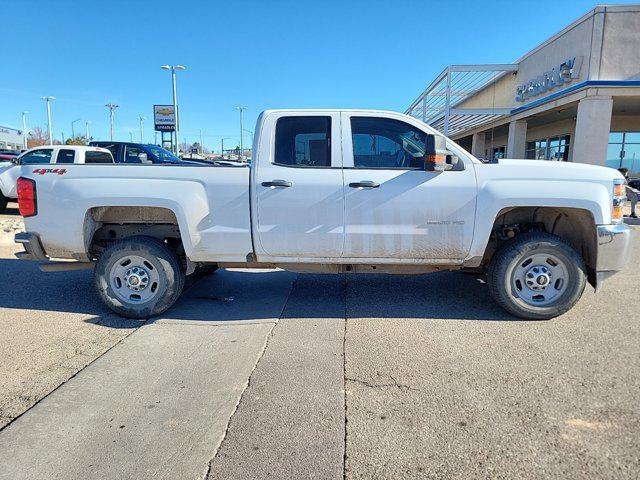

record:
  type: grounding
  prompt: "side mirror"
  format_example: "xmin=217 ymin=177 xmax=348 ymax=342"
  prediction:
xmin=425 ymin=135 xmax=458 ymax=171
xmin=138 ymin=152 xmax=152 ymax=164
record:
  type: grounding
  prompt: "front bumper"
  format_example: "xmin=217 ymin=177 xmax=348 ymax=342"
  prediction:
xmin=14 ymin=232 xmax=48 ymax=261
xmin=595 ymin=224 xmax=632 ymax=284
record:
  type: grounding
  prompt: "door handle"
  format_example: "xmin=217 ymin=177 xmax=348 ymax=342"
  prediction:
xmin=349 ymin=181 xmax=380 ymax=189
xmin=262 ymin=179 xmax=292 ymax=188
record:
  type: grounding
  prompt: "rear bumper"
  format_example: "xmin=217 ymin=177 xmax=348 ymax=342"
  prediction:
xmin=595 ymin=223 xmax=632 ymax=275
xmin=14 ymin=232 xmax=48 ymax=261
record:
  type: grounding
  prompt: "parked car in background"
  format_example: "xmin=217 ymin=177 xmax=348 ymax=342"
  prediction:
xmin=89 ymin=141 xmax=201 ymax=165
xmin=0 ymin=149 xmax=21 ymax=163
xmin=0 ymin=145 xmax=113 ymax=211
xmin=15 ymin=109 xmax=632 ymax=321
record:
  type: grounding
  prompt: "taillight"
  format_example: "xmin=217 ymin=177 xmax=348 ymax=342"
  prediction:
xmin=17 ymin=177 xmax=37 ymax=217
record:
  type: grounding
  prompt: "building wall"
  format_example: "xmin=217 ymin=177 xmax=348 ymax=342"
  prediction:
xmin=600 ymin=8 xmax=640 ymax=80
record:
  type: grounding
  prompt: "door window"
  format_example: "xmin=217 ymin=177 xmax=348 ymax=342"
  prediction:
xmin=20 ymin=149 xmax=54 ymax=165
xmin=274 ymin=116 xmax=331 ymax=167
xmin=56 ymin=149 xmax=75 ymax=164
xmin=124 ymin=146 xmax=144 ymax=163
xmin=351 ymin=117 xmax=427 ymax=169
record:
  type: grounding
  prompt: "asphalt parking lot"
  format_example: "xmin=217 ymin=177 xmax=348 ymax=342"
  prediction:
xmin=0 ymin=204 xmax=638 ymax=479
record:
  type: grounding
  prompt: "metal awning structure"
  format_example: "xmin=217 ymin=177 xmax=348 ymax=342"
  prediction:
xmin=405 ymin=64 xmax=518 ymax=137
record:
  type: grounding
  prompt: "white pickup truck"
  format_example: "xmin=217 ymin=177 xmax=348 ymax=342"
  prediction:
xmin=14 ymin=109 xmax=632 ymax=320
xmin=0 ymin=145 xmax=113 ymax=211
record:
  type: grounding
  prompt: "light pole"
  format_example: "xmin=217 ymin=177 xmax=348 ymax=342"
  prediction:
xmin=71 ymin=118 xmax=81 ymax=141
xmin=85 ymin=121 xmax=91 ymax=143
xmin=21 ymin=111 xmax=28 ymax=149
xmin=137 ymin=116 xmax=146 ymax=143
xmin=105 ymin=103 xmax=118 ymax=141
xmin=234 ymin=106 xmax=247 ymax=159
xmin=129 ymin=132 xmax=134 ymax=142
xmin=160 ymin=64 xmax=186 ymax=154
xmin=61 ymin=131 xmax=65 ymax=144
xmin=199 ymin=129 xmax=204 ymax=154
xmin=41 ymin=96 xmax=55 ymax=145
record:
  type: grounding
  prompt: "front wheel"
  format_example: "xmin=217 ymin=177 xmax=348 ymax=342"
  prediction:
xmin=94 ymin=236 xmax=185 ymax=319
xmin=487 ymin=232 xmax=587 ymax=320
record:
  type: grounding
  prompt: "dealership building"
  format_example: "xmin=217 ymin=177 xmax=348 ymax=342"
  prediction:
xmin=0 ymin=125 xmax=25 ymax=151
xmin=406 ymin=4 xmax=640 ymax=174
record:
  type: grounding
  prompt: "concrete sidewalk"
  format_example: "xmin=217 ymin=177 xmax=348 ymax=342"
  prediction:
xmin=0 ymin=269 xmax=296 ymax=480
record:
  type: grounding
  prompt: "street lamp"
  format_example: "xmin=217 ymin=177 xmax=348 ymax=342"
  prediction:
xmin=137 ymin=116 xmax=146 ymax=143
xmin=85 ymin=121 xmax=91 ymax=143
xmin=41 ymin=96 xmax=55 ymax=145
xmin=129 ymin=132 xmax=134 ymax=142
xmin=234 ymin=106 xmax=248 ymax=159
xmin=21 ymin=111 xmax=28 ymax=149
xmin=105 ymin=103 xmax=119 ymax=141
xmin=71 ymin=118 xmax=81 ymax=141
xmin=160 ymin=64 xmax=186 ymax=154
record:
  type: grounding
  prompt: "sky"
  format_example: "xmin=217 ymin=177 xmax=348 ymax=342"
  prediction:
xmin=2 ymin=0 xmax=637 ymax=151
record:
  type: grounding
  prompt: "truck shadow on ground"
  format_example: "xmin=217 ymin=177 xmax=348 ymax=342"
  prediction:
xmin=0 ymin=257 xmax=521 ymax=324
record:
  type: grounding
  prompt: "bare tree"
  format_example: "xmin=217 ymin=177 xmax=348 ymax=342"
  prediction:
xmin=27 ymin=126 xmax=50 ymax=148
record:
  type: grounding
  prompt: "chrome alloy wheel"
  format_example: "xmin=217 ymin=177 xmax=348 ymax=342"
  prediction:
xmin=109 ymin=255 xmax=161 ymax=303
xmin=511 ymin=253 xmax=569 ymax=307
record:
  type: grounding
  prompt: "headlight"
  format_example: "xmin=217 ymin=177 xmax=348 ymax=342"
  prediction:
xmin=613 ymin=178 xmax=627 ymax=224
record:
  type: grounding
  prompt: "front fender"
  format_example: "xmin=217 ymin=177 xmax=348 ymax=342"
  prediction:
xmin=467 ymin=178 xmax=611 ymax=260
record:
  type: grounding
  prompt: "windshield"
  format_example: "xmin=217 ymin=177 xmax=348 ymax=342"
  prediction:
xmin=146 ymin=145 xmax=183 ymax=163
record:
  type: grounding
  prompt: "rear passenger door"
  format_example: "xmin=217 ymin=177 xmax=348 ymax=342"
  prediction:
xmin=254 ymin=112 xmax=344 ymax=258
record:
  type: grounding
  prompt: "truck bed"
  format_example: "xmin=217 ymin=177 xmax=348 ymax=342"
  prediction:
xmin=21 ymin=164 xmax=253 ymax=262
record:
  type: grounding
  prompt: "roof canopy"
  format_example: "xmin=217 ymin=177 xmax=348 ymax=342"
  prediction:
xmin=406 ymin=64 xmax=518 ymax=137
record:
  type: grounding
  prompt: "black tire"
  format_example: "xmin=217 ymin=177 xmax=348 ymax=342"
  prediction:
xmin=487 ymin=232 xmax=587 ymax=320
xmin=0 ymin=193 xmax=8 ymax=213
xmin=94 ymin=236 xmax=185 ymax=319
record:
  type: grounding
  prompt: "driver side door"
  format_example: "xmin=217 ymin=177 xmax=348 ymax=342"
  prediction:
xmin=341 ymin=112 xmax=477 ymax=260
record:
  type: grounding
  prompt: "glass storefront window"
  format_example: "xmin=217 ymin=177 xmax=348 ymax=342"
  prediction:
xmin=607 ymin=132 xmax=640 ymax=176
xmin=526 ymin=135 xmax=570 ymax=161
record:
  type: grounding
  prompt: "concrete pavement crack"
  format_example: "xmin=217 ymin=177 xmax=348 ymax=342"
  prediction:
xmin=345 ymin=375 xmax=419 ymax=393
xmin=342 ymin=273 xmax=348 ymax=480
xmin=201 ymin=273 xmax=298 ymax=480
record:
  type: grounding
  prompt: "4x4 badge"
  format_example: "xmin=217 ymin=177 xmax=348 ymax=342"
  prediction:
xmin=32 ymin=168 xmax=66 ymax=175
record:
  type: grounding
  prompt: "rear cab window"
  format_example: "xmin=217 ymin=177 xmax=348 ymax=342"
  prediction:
xmin=56 ymin=149 xmax=75 ymax=164
xmin=85 ymin=151 xmax=114 ymax=164
xmin=274 ymin=116 xmax=331 ymax=167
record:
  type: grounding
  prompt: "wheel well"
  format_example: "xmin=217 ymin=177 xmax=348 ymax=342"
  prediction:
xmin=484 ymin=207 xmax=597 ymax=271
xmin=86 ymin=206 xmax=183 ymax=260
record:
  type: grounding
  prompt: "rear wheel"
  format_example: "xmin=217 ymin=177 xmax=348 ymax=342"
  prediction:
xmin=487 ymin=232 xmax=587 ymax=320
xmin=94 ymin=236 xmax=185 ymax=319
xmin=0 ymin=193 xmax=8 ymax=213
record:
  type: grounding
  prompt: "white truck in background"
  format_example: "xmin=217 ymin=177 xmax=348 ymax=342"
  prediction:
xmin=14 ymin=109 xmax=632 ymax=320
xmin=0 ymin=145 xmax=113 ymax=211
